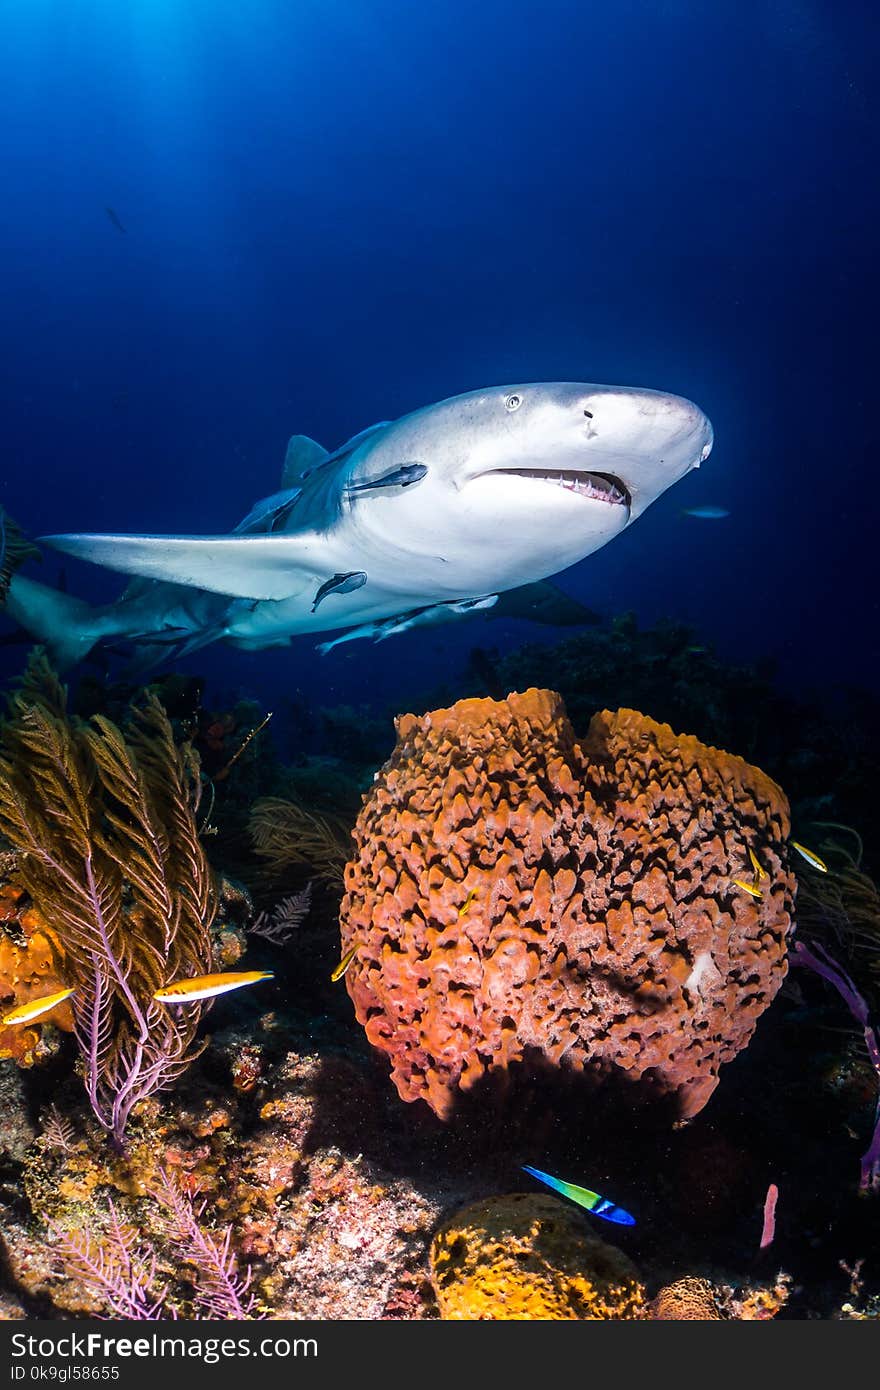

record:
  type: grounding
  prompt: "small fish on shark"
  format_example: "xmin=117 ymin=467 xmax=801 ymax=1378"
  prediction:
xmin=522 ymin=1165 xmax=636 ymax=1226
xmin=1 ymin=987 xmax=76 ymax=1026
xmin=345 ymin=463 xmax=428 ymax=494
xmin=311 ymin=571 xmax=368 ymax=613
xmin=315 ymin=595 xmax=499 ymax=654
xmin=153 ymin=971 xmax=274 ymax=1004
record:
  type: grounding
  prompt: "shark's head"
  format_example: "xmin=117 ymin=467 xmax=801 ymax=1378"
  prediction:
xmin=347 ymin=382 xmax=714 ymax=593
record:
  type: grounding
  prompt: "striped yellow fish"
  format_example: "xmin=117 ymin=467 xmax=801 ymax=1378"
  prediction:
xmin=748 ymin=847 xmax=767 ymax=881
xmin=457 ymin=889 xmax=478 ymax=917
xmin=1 ymin=987 xmax=75 ymax=1026
xmin=331 ymin=944 xmax=358 ymax=983
xmin=791 ymin=841 xmax=828 ymax=873
xmin=153 ymin=971 xmax=273 ymax=1004
xmin=732 ymin=877 xmax=763 ymax=900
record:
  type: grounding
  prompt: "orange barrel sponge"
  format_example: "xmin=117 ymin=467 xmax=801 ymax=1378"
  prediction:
xmin=429 ymin=1192 xmax=644 ymax=1319
xmin=339 ymin=690 xmax=795 ymax=1121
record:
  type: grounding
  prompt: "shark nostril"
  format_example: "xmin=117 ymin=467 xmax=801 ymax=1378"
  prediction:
xmin=583 ymin=409 xmax=593 ymax=418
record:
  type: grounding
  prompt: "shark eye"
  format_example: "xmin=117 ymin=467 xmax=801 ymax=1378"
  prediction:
xmin=505 ymin=393 xmax=522 ymax=412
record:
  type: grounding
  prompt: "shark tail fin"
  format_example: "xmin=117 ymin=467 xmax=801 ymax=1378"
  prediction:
xmin=2 ymin=574 xmax=113 ymax=671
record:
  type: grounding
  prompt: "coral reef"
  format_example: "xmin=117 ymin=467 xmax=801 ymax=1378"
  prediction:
xmin=648 ymin=1275 xmax=724 ymax=1318
xmin=340 ymin=689 xmax=794 ymax=1120
xmin=429 ymin=1192 xmax=644 ymax=1319
xmin=249 ymin=796 xmax=351 ymax=888
xmin=0 ymin=881 xmax=73 ymax=1066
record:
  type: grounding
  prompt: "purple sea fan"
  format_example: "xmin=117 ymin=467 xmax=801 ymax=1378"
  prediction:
xmin=49 ymin=1201 xmax=171 ymax=1321
xmin=151 ymin=1168 xmax=264 ymax=1319
xmin=792 ymin=938 xmax=880 ymax=1192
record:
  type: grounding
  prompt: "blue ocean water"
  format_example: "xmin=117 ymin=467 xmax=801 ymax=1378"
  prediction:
xmin=0 ymin=0 xmax=877 ymax=711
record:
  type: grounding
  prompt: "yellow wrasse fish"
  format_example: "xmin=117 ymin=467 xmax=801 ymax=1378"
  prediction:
xmin=791 ymin=841 xmax=828 ymax=873
xmin=732 ymin=877 xmax=763 ymax=900
xmin=1 ymin=986 xmax=75 ymax=1026
xmin=331 ymin=944 xmax=358 ymax=982
xmin=153 ymin=971 xmax=273 ymax=1004
xmin=748 ymin=847 xmax=767 ymax=881
xmin=457 ymin=889 xmax=478 ymax=917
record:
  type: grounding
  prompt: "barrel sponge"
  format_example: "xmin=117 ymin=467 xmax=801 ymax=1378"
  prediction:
xmin=429 ymin=1192 xmax=644 ymax=1319
xmin=0 ymin=883 xmax=73 ymax=1066
xmin=339 ymin=690 xmax=794 ymax=1121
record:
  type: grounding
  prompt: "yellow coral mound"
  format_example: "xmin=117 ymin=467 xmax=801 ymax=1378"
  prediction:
xmin=429 ymin=1193 xmax=644 ymax=1320
xmin=648 ymin=1276 xmax=724 ymax=1319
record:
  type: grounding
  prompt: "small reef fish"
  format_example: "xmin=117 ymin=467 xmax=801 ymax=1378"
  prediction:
xmin=311 ymin=571 xmax=368 ymax=613
xmin=153 ymin=971 xmax=273 ymax=1003
xmin=331 ymin=944 xmax=359 ymax=982
xmin=748 ymin=847 xmax=768 ymax=881
xmin=681 ymin=505 xmax=729 ymax=519
xmin=522 ymin=1165 xmax=636 ymax=1226
xmin=1 ymin=986 xmax=76 ymax=1026
xmin=791 ymin=841 xmax=828 ymax=873
xmin=346 ymin=463 xmax=428 ymax=494
xmin=733 ymin=877 xmax=763 ymax=900
xmin=104 ymin=206 xmax=127 ymax=235
xmin=457 ymin=889 xmax=478 ymax=917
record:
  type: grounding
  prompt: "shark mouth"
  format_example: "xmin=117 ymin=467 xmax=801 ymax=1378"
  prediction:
xmin=487 ymin=468 xmax=631 ymax=508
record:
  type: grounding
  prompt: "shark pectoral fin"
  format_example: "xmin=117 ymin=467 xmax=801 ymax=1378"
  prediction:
xmin=39 ymin=532 xmax=321 ymax=601
xmin=232 ymin=486 xmax=303 ymax=534
xmin=281 ymin=435 xmax=329 ymax=488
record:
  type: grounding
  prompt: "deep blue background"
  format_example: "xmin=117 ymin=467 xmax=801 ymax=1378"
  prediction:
xmin=1 ymin=0 xmax=877 ymax=716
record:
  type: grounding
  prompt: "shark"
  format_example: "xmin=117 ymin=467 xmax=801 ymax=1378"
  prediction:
xmin=3 ymin=381 xmax=713 ymax=670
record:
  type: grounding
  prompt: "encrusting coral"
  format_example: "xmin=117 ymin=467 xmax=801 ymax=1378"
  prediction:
xmin=339 ymin=689 xmax=795 ymax=1120
xmin=429 ymin=1192 xmax=644 ymax=1319
xmin=648 ymin=1276 xmax=724 ymax=1319
xmin=0 ymin=655 xmax=217 ymax=1149
xmin=0 ymin=879 xmax=73 ymax=1066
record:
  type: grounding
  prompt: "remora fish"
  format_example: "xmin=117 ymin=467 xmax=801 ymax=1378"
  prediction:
xmin=4 ymin=383 xmax=713 ymax=668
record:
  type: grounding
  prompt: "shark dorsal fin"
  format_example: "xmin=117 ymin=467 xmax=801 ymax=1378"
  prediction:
xmin=282 ymin=436 xmax=328 ymax=488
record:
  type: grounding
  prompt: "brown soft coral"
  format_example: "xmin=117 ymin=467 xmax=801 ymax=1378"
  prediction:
xmin=429 ymin=1192 xmax=644 ymax=1319
xmin=340 ymin=690 xmax=794 ymax=1120
xmin=0 ymin=883 xmax=73 ymax=1066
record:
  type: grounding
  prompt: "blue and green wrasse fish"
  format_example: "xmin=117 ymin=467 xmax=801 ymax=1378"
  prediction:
xmin=791 ymin=841 xmax=828 ymax=873
xmin=153 ymin=971 xmax=273 ymax=1003
xmin=0 ymin=986 xmax=76 ymax=1026
xmin=522 ymin=1165 xmax=636 ymax=1226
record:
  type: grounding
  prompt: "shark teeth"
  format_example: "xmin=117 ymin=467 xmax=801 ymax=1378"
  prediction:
xmin=491 ymin=469 xmax=630 ymax=507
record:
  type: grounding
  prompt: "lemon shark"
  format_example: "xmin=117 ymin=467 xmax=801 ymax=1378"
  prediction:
xmin=4 ymin=382 xmax=713 ymax=669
